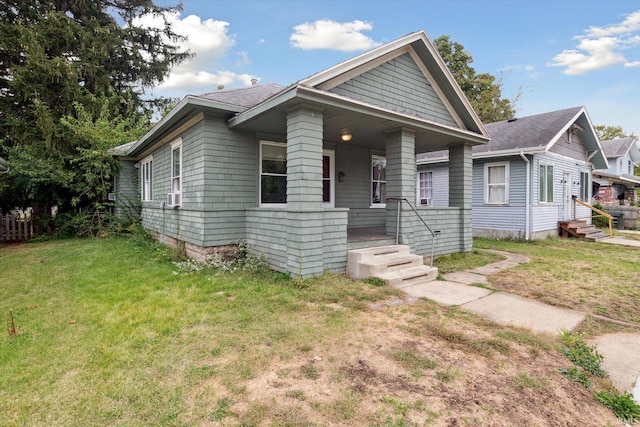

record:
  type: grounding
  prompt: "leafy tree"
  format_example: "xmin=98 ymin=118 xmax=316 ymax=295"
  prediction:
xmin=434 ymin=35 xmax=516 ymax=123
xmin=0 ymin=0 xmax=190 ymax=212
xmin=594 ymin=125 xmax=636 ymax=141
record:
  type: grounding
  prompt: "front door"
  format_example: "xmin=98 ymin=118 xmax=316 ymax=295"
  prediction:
xmin=322 ymin=149 xmax=335 ymax=208
xmin=563 ymin=172 xmax=572 ymax=220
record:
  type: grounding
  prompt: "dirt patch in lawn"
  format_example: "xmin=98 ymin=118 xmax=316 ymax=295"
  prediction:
xmin=182 ymin=304 xmax=619 ymax=426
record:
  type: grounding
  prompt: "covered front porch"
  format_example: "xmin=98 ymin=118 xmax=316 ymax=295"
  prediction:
xmin=239 ymin=99 xmax=482 ymax=277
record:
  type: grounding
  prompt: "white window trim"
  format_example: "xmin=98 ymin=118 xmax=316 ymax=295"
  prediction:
xmin=580 ymin=171 xmax=589 ymax=202
xmin=416 ymin=170 xmax=433 ymax=206
xmin=322 ymin=149 xmax=335 ymax=208
xmin=371 ymin=154 xmax=387 ymax=208
xmin=170 ymin=139 xmax=182 ymax=206
xmin=259 ymin=140 xmax=287 ymax=208
xmin=539 ymin=162 xmax=554 ymax=204
xmin=140 ymin=154 xmax=153 ymax=201
xmin=484 ymin=161 xmax=509 ymax=205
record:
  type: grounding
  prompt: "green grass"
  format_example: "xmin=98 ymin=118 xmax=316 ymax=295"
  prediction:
xmin=473 ymin=237 xmax=640 ymax=324
xmin=1 ymin=235 xmax=633 ymax=425
xmin=0 ymin=237 xmax=402 ymax=426
xmin=433 ymin=248 xmax=505 ymax=274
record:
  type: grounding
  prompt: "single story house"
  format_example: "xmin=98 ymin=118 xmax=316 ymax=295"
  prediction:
xmin=592 ymin=137 xmax=640 ymax=206
xmin=115 ymin=30 xmax=491 ymax=277
xmin=417 ymin=106 xmax=608 ymax=239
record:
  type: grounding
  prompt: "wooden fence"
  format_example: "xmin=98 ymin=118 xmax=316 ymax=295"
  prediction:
xmin=0 ymin=213 xmax=33 ymax=242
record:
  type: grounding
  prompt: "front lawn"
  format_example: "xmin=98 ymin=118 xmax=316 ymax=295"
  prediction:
xmin=0 ymin=236 xmax=625 ymax=425
xmin=474 ymin=237 xmax=640 ymax=325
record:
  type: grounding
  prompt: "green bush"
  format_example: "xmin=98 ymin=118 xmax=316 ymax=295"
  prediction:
xmin=595 ymin=390 xmax=640 ymax=423
xmin=558 ymin=331 xmax=606 ymax=377
xmin=592 ymin=203 xmax=609 ymax=228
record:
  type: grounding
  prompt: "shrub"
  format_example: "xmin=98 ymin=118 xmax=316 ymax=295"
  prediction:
xmin=558 ymin=331 xmax=606 ymax=377
xmin=595 ymin=390 xmax=640 ymax=423
xmin=592 ymin=203 xmax=609 ymax=228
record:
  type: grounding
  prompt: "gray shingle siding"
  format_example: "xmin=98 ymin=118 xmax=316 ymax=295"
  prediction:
xmin=330 ymin=53 xmax=458 ymax=128
xmin=114 ymin=160 xmax=139 ymax=217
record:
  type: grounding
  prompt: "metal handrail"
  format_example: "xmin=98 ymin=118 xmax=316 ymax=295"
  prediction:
xmin=386 ymin=197 xmax=438 ymax=267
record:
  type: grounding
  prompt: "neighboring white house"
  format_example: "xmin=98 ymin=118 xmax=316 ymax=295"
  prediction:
xmin=417 ymin=107 xmax=609 ymax=239
xmin=592 ymin=137 xmax=640 ymax=206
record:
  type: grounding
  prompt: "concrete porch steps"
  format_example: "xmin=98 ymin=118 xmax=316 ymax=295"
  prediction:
xmin=347 ymin=244 xmax=438 ymax=288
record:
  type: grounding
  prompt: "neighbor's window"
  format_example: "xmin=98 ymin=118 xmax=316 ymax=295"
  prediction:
xmin=260 ymin=141 xmax=287 ymax=205
xmin=580 ymin=171 xmax=589 ymax=201
xmin=418 ymin=171 xmax=433 ymax=205
xmin=371 ymin=155 xmax=387 ymax=205
xmin=171 ymin=140 xmax=182 ymax=196
xmin=485 ymin=162 xmax=509 ymax=204
xmin=539 ymin=163 xmax=554 ymax=203
xmin=140 ymin=155 xmax=153 ymax=201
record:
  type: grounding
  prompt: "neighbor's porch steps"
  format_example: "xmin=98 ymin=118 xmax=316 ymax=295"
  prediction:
xmin=558 ymin=220 xmax=609 ymax=241
xmin=347 ymin=245 xmax=438 ymax=288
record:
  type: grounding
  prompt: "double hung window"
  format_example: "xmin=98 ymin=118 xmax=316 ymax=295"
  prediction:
xmin=539 ymin=163 xmax=554 ymax=203
xmin=140 ymin=156 xmax=153 ymax=201
xmin=260 ymin=141 xmax=287 ymax=205
xmin=485 ymin=162 xmax=509 ymax=204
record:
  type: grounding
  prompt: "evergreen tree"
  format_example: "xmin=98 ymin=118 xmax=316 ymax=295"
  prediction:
xmin=0 ymin=0 xmax=191 ymax=211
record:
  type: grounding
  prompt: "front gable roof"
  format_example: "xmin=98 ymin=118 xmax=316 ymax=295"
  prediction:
xmin=297 ymin=31 xmax=486 ymax=136
xmin=477 ymin=106 xmax=608 ymax=168
xmin=126 ymin=30 xmax=489 ymax=159
xmin=600 ymin=137 xmax=640 ymax=163
xmin=418 ymin=106 xmax=609 ymax=169
xmin=228 ymin=31 xmax=490 ymax=150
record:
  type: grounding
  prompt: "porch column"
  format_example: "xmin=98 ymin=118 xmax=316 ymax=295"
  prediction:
xmin=449 ymin=143 xmax=473 ymax=252
xmin=286 ymin=105 xmax=324 ymax=209
xmin=285 ymin=105 xmax=325 ymax=277
xmin=385 ymin=128 xmax=416 ymax=238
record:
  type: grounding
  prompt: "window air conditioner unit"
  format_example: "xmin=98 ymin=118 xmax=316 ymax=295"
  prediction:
xmin=420 ymin=197 xmax=432 ymax=206
xmin=167 ymin=192 xmax=181 ymax=208
xmin=107 ymin=193 xmax=116 ymax=201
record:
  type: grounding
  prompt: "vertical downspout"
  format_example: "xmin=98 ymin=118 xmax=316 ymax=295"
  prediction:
xmin=519 ymin=151 xmax=530 ymax=240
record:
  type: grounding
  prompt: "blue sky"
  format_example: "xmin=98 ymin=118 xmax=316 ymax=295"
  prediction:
xmin=145 ymin=0 xmax=640 ymax=136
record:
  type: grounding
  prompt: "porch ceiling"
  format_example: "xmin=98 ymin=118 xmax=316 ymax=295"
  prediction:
xmin=229 ymin=86 xmax=489 ymax=153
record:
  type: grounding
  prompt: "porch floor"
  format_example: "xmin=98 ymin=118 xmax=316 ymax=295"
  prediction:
xmin=347 ymin=226 xmax=391 ymax=243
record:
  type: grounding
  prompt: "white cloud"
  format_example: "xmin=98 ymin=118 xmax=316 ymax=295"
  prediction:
xmin=625 ymin=61 xmax=640 ymax=68
xmin=132 ymin=11 xmax=254 ymax=94
xmin=235 ymin=51 xmax=252 ymax=68
xmin=549 ymin=10 xmax=640 ymax=74
xmin=290 ymin=20 xmax=381 ymax=52
xmin=585 ymin=10 xmax=640 ymax=37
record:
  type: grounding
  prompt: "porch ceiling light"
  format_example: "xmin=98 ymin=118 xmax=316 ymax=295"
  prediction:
xmin=341 ymin=133 xmax=352 ymax=142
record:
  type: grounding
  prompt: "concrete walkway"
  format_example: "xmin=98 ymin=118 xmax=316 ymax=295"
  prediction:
xmin=395 ymin=248 xmax=640 ymax=402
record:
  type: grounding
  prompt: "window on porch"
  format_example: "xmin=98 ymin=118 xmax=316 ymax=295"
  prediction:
xmin=371 ymin=155 xmax=387 ymax=206
xmin=417 ymin=171 xmax=433 ymax=206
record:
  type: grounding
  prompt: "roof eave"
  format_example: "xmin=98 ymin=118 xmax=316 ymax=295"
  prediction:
xmin=127 ymin=96 xmax=246 ymax=157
